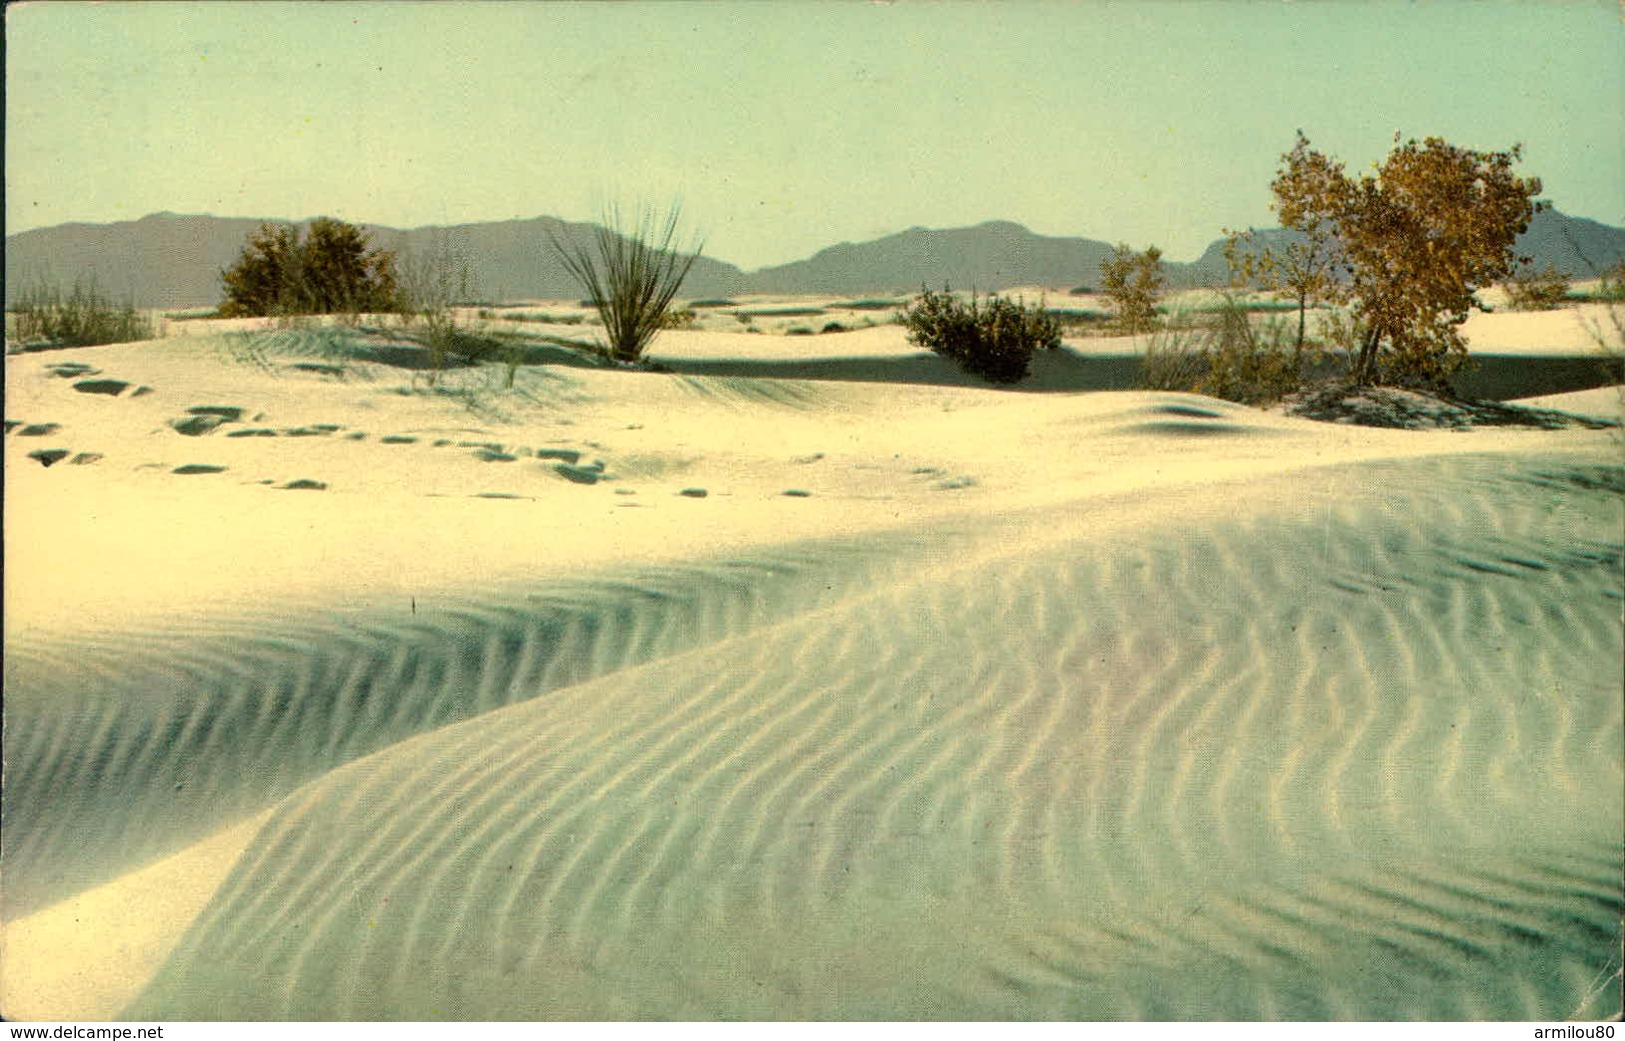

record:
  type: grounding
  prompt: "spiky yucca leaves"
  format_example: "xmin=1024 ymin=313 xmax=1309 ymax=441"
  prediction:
xmin=549 ymin=205 xmax=703 ymax=364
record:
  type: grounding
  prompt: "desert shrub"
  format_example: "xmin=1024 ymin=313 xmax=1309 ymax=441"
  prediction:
xmin=1100 ymin=244 xmax=1164 ymax=334
xmin=1201 ymin=308 xmax=1303 ymax=404
xmin=1504 ymin=262 xmax=1570 ymax=311
xmin=661 ymin=306 xmax=699 ymax=330
xmin=1140 ymin=319 xmax=1210 ymax=394
xmin=902 ymin=287 xmax=1062 ymax=385
xmin=8 ymin=276 xmax=156 ymax=347
xmin=1596 ymin=261 xmax=1625 ymax=302
xmin=1141 ymin=296 xmax=1308 ymax=405
xmin=394 ymin=230 xmax=481 ymax=384
xmin=786 ymin=325 xmax=814 ymax=336
xmin=821 ymin=321 xmax=847 ymax=333
xmin=551 ymin=204 xmax=703 ymax=364
xmin=220 ymin=218 xmax=398 ymax=318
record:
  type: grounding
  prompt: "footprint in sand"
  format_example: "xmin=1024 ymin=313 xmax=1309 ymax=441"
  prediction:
xmin=555 ymin=463 xmax=602 ymax=485
xmin=73 ymin=379 xmax=132 ymax=397
xmin=172 ymin=464 xmax=227 ymax=475
xmin=17 ymin=423 xmax=62 ymax=437
xmin=189 ymin=406 xmax=246 ymax=421
xmin=45 ymin=362 xmax=100 ymax=379
xmin=281 ymin=479 xmax=327 ymax=491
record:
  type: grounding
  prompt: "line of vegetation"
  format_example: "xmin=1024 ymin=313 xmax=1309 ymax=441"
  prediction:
xmin=833 ymin=298 xmax=904 ymax=311
xmin=734 ymin=306 xmax=827 ymax=318
xmin=478 ymin=310 xmax=585 ymax=325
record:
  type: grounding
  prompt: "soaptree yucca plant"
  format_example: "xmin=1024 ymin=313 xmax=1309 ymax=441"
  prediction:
xmin=548 ymin=203 xmax=703 ymax=364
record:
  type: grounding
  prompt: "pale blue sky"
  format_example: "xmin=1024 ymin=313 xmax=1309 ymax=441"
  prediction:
xmin=6 ymin=0 xmax=1622 ymax=268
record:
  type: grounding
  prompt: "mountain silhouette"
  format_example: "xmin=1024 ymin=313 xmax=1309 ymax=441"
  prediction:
xmin=7 ymin=209 xmax=1621 ymax=310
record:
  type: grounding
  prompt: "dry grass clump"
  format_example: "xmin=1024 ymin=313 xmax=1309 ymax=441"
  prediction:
xmin=1141 ymin=295 xmax=1311 ymax=405
xmin=8 ymin=277 xmax=156 ymax=348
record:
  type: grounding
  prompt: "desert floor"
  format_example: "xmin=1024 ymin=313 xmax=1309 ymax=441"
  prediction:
xmin=3 ymin=300 xmax=1622 ymax=1020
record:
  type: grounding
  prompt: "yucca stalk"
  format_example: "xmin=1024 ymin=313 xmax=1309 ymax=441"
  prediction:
xmin=549 ymin=204 xmax=702 ymax=364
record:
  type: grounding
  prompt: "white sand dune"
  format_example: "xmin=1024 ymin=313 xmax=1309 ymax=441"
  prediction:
xmin=3 ymin=315 xmax=1621 ymax=1020
xmin=1512 ymin=385 xmax=1625 ymax=425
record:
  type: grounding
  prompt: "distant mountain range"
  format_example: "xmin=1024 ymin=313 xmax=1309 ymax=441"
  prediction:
xmin=7 ymin=208 xmax=1623 ymax=310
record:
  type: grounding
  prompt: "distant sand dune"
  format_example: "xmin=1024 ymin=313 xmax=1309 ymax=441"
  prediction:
xmin=6 ymin=453 xmax=1610 ymax=1019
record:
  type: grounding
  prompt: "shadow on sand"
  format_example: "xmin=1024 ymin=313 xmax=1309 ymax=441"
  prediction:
xmin=645 ymin=345 xmax=1622 ymax=400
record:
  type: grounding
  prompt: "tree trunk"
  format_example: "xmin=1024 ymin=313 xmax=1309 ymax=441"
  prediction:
xmin=1354 ymin=325 xmax=1382 ymax=386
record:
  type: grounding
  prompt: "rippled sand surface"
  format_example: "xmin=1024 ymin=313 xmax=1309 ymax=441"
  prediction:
xmin=4 ymin=321 xmax=1621 ymax=1019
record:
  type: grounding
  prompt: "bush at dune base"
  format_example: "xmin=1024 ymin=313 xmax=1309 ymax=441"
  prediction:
xmin=901 ymin=288 xmax=1061 ymax=385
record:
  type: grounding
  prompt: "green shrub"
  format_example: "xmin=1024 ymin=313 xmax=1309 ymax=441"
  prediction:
xmin=901 ymin=288 xmax=1061 ymax=385
xmin=220 ymin=218 xmax=398 ymax=318
xmin=821 ymin=321 xmax=847 ymax=333
xmin=8 ymin=276 xmax=156 ymax=347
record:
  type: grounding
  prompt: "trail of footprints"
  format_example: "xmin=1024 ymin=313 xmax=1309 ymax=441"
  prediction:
xmin=8 ymin=360 xmax=840 ymax=500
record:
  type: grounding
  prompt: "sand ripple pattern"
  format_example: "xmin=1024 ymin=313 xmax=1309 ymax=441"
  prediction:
xmin=2 ymin=546 xmax=932 ymax=917
xmin=10 ymin=455 xmax=1620 ymax=1019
